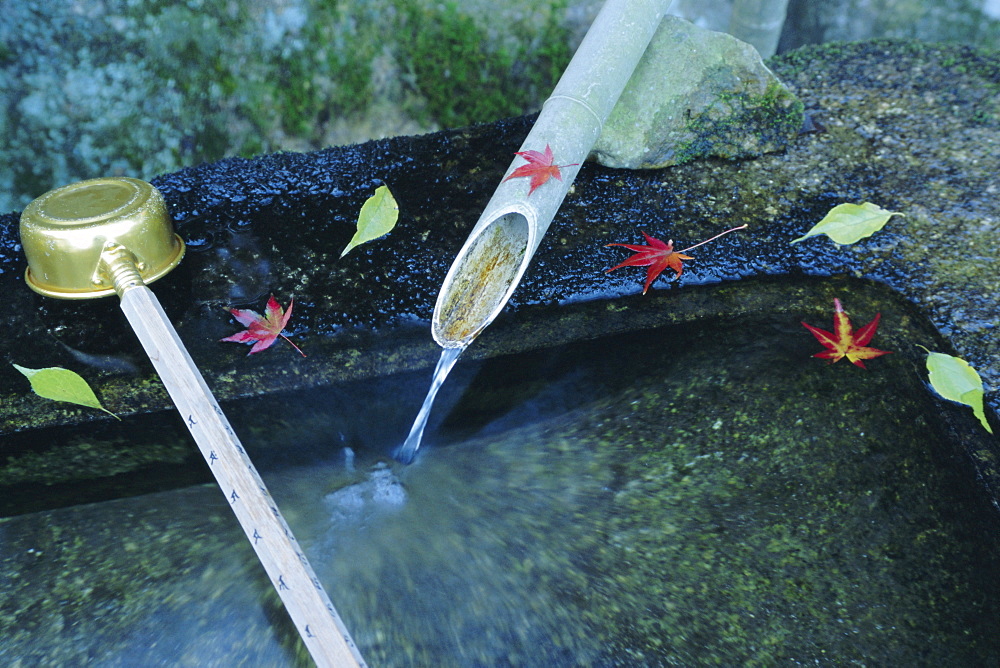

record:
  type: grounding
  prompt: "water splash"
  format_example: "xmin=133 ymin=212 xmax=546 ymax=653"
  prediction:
xmin=394 ymin=345 xmax=465 ymax=464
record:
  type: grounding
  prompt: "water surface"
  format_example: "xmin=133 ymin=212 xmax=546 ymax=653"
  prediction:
xmin=2 ymin=309 xmax=998 ymax=666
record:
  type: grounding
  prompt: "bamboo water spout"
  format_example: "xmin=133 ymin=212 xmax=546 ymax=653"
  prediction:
xmin=432 ymin=0 xmax=673 ymax=349
xmin=395 ymin=0 xmax=672 ymax=464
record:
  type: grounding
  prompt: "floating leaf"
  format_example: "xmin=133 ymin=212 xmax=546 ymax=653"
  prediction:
xmin=922 ymin=350 xmax=993 ymax=434
xmin=13 ymin=364 xmax=119 ymax=419
xmin=801 ymin=298 xmax=892 ymax=368
xmin=791 ymin=202 xmax=903 ymax=245
xmin=341 ymin=185 xmax=399 ymax=257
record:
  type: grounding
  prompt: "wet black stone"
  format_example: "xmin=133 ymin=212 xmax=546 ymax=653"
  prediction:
xmin=0 ymin=40 xmax=997 ymax=493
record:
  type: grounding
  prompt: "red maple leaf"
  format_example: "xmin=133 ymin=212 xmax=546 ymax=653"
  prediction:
xmin=605 ymin=225 xmax=747 ymax=294
xmin=502 ymin=144 xmax=578 ymax=195
xmin=801 ymin=298 xmax=891 ymax=368
xmin=221 ymin=294 xmax=306 ymax=356
xmin=605 ymin=232 xmax=693 ymax=295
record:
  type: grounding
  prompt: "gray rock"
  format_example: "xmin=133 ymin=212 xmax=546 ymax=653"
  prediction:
xmin=591 ymin=16 xmax=803 ymax=169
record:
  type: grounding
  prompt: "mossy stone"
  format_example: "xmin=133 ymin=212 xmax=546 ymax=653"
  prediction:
xmin=592 ymin=16 xmax=803 ymax=168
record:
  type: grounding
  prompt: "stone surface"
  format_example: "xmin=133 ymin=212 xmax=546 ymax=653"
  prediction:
xmin=0 ymin=39 xmax=998 ymax=496
xmin=592 ymin=15 xmax=803 ymax=168
xmin=3 ymin=37 xmax=1000 ymax=667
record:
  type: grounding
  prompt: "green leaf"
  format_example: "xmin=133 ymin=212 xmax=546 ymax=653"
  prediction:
xmin=341 ymin=185 xmax=399 ymax=257
xmin=922 ymin=351 xmax=993 ymax=434
xmin=791 ymin=202 xmax=904 ymax=245
xmin=13 ymin=364 xmax=119 ymax=419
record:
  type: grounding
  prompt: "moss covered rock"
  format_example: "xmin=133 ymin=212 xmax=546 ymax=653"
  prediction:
xmin=592 ymin=16 xmax=803 ymax=169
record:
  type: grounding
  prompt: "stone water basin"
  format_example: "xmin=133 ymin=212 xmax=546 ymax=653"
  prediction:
xmin=1 ymin=276 xmax=998 ymax=666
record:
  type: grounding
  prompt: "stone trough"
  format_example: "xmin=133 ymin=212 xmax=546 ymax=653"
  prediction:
xmin=1 ymin=39 xmax=999 ymax=665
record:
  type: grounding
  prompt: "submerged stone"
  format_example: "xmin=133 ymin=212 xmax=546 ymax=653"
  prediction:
xmin=3 ymin=285 xmax=999 ymax=665
xmin=591 ymin=16 xmax=803 ymax=168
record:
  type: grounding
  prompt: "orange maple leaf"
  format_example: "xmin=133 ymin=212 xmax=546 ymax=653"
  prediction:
xmin=221 ymin=294 xmax=306 ymax=356
xmin=605 ymin=225 xmax=747 ymax=295
xmin=801 ymin=298 xmax=891 ymax=368
xmin=502 ymin=144 xmax=578 ymax=195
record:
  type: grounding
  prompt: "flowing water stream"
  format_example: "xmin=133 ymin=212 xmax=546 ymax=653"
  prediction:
xmin=394 ymin=345 xmax=466 ymax=464
xmin=2 ymin=300 xmax=999 ymax=666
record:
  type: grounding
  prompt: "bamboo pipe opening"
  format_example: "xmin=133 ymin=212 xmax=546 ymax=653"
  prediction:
xmin=432 ymin=209 xmax=531 ymax=348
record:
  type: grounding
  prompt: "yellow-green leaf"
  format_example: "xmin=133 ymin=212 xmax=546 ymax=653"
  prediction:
xmin=341 ymin=185 xmax=399 ymax=257
xmin=791 ymin=202 xmax=904 ymax=245
xmin=13 ymin=364 xmax=119 ymax=419
xmin=923 ymin=351 xmax=993 ymax=434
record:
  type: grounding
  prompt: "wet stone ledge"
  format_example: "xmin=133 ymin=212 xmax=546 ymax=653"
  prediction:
xmin=0 ymin=39 xmax=997 ymax=440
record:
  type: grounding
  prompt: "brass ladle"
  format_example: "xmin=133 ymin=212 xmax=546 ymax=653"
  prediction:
xmin=20 ymin=177 xmax=365 ymax=668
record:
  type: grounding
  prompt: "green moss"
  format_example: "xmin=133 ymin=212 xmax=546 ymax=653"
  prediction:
xmin=673 ymin=76 xmax=804 ymax=165
xmin=398 ymin=1 xmax=571 ymax=128
xmin=134 ymin=3 xmax=270 ymax=161
xmin=0 ymin=432 xmax=188 ymax=487
xmin=270 ymin=2 xmax=379 ymax=140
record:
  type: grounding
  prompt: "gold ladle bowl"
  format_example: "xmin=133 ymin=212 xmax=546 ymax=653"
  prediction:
xmin=19 ymin=177 xmax=185 ymax=299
